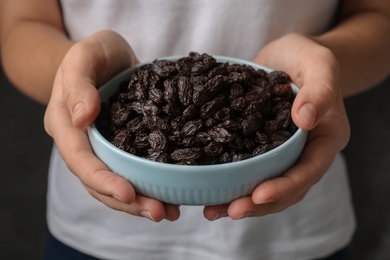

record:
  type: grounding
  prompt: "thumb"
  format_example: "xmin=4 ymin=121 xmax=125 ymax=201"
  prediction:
xmin=59 ymin=30 xmax=138 ymax=129
xmin=67 ymin=80 xmax=101 ymax=129
xmin=255 ymin=33 xmax=340 ymax=131
xmin=291 ymin=65 xmax=338 ymax=131
xmin=290 ymin=46 xmax=340 ymax=131
xmin=60 ymin=67 xmax=101 ymax=129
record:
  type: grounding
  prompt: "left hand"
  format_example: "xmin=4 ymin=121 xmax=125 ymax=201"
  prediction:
xmin=44 ymin=30 xmax=180 ymax=222
xmin=204 ymin=33 xmax=351 ymax=220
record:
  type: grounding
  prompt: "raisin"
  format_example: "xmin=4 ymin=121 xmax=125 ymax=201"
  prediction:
xmin=151 ymin=116 xmax=170 ymax=133
xmin=167 ymin=130 xmax=182 ymax=143
xmin=205 ymin=117 xmax=218 ymax=128
xmin=232 ymin=153 xmax=252 ymax=162
xmin=199 ymin=96 xmax=226 ymax=119
xmin=207 ymin=75 xmax=229 ymax=98
xmin=208 ymin=127 xmax=232 ymax=143
xmin=176 ymin=57 xmax=192 ymax=76
xmin=229 ymin=83 xmax=244 ymax=100
xmin=182 ymin=104 xmax=197 ymax=121
xmin=153 ymin=59 xmax=177 ymax=77
xmin=164 ymin=78 xmax=178 ymax=103
xmin=149 ymin=88 xmax=164 ymax=104
xmin=133 ymin=132 xmax=150 ymax=151
xmin=111 ymin=105 xmax=130 ymax=126
xmin=147 ymin=151 xmax=169 ymax=163
xmin=177 ymin=76 xmax=193 ymax=106
xmin=252 ymin=144 xmax=272 ymax=156
xmin=97 ymin=52 xmax=297 ymax=165
xmin=192 ymin=84 xmax=208 ymax=107
xmin=208 ymin=63 xmax=228 ymax=78
xmin=270 ymin=130 xmax=292 ymax=145
xmin=267 ymin=70 xmax=290 ymax=86
xmin=148 ymin=130 xmax=167 ymax=152
xmin=241 ymin=113 xmax=262 ymax=136
xmin=231 ymin=97 xmax=247 ymax=111
xmin=143 ymin=100 xmax=159 ymax=116
xmin=273 ymin=83 xmax=293 ymax=97
xmin=204 ymin=141 xmax=224 ymax=156
xmin=162 ymin=103 xmax=181 ymax=117
xmin=195 ymin=131 xmax=212 ymax=146
xmin=243 ymin=90 xmax=268 ymax=115
xmin=217 ymin=120 xmax=241 ymax=132
xmin=182 ymin=119 xmax=203 ymax=137
xmin=171 ymin=148 xmax=202 ymax=162
xmin=112 ymin=130 xmax=132 ymax=151
xmin=275 ymin=109 xmax=292 ymax=129
xmin=255 ymin=131 xmax=269 ymax=145
xmin=228 ymin=134 xmax=245 ymax=151
xmin=213 ymin=107 xmax=231 ymax=121
xmin=133 ymin=82 xmax=147 ymax=101
xmin=126 ymin=116 xmax=144 ymax=133
xmin=181 ymin=136 xmax=197 ymax=147
xmin=217 ymin=153 xmax=229 ymax=163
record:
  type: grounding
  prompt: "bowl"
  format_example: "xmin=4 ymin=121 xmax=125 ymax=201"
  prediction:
xmin=87 ymin=55 xmax=308 ymax=205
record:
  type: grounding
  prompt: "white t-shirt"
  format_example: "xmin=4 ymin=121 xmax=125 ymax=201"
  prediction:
xmin=48 ymin=1 xmax=356 ymax=259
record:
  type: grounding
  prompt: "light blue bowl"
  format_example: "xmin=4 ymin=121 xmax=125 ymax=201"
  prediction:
xmin=88 ymin=56 xmax=308 ymax=205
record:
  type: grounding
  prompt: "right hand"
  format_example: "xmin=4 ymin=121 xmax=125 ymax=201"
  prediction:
xmin=204 ymin=33 xmax=350 ymax=220
xmin=44 ymin=30 xmax=180 ymax=222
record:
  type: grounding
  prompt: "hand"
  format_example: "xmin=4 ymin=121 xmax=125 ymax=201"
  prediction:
xmin=204 ymin=33 xmax=350 ymax=220
xmin=44 ymin=30 xmax=180 ymax=222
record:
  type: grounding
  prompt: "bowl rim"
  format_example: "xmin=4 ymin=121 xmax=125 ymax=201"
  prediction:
xmin=88 ymin=55 xmax=307 ymax=171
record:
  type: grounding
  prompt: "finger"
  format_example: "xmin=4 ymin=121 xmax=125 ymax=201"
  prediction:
xmin=87 ymin=188 xmax=168 ymax=222
xmin=62 ymin=125 xmax=136 ymax=204
xmin=227 ymin=196 xmax=296 ymax=219
xmin=205 ymin=196 xmax=298 ymax=220
xmin=203 ymin=204 xmax=229 ymax=221
xmin=251 ymin=122 xmax=341 ymax=206
xmin=251 ymin=152 xmax=324 ymax=206
xmin=204 ymin=136 xmax=330 ymax=221
xmin=255 ymin=33 xmax=340 ymax=130
xmin=163 ymin=204 xmax=181 ymax=221
xmin=61 ymin=72 xmax=101 ymax=129
xmin=59 ymin=31 xmax=138 ymax=129
xmin=228 ymin=197 xmax=256 ymax=219
xmin=291 ymin=48 xmax=339 ymax=130
xmin=251 ymin=174 xmax=309 ymax=206
xmin=45 ymin=91 xmax=136 ymax=204
xmin=58 ymin=41 xmax=103 ymax=129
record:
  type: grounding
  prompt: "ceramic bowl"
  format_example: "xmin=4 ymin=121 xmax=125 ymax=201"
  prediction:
xmin=88 ymin=56 xmax=307 ymax=205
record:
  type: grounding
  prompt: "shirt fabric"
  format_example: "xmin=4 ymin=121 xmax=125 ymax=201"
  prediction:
xmin=48 ymin=1 xmax=356 ymax=259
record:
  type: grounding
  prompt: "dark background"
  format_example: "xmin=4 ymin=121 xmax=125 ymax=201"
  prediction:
xmin=1 ymin=64 xmax=389 ymax=259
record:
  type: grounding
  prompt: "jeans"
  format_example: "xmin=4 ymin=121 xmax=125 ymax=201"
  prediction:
xmin=45 ymin=232 xmax=99 ymax=260
xmin=44 ymin=231 xmax=350 ymax=260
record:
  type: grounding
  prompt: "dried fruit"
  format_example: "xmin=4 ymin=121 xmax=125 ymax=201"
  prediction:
xmin=148 ymin=130 xmax=167 ymax=151
xmin=171 ymin=148 xmax=202 ymax=162
xmin=96 ymin=52 xmax=297 ymax=165
xmin=208 ymin=127 xmax=232 ymax=143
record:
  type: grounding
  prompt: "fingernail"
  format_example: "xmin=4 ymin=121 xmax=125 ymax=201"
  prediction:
xmin=73 ymin=102 xmax=86 ymax=119
xmin=254 ymin=196 xmax=275 ymax=205
xmin=111 ymin=194 xmax=125 ymax=203
xmin=212 ymin=210 xmax=228 ymax=221
xmin=238 ymin=211 xmax=254 ymax=219
xmin=298 ymin=103 xmax=317 ymax=128
xmin=140 ymin=211 xmax=156 ymax=222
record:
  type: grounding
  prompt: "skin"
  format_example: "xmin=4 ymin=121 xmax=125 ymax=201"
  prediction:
xmin=1 ymin=0 xmax=390 ymax=222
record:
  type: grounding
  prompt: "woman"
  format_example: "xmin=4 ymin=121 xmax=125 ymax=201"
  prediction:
xmin=1 ymin=0 xmax=389 ymax=259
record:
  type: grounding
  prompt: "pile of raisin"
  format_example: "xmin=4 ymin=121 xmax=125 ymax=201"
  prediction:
xmin=96 ymin=52 xmax=297 ymax=165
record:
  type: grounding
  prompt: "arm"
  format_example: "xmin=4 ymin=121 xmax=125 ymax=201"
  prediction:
xmin=0 ymin=0 xmax=179 ymax=222
xmin=204 ymin=0 xmax=390 ymax=220
xmin=319 ymin=0 xmax=390 ymax=96
xmin=0 ymin=0 xmax=72 ymax=103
